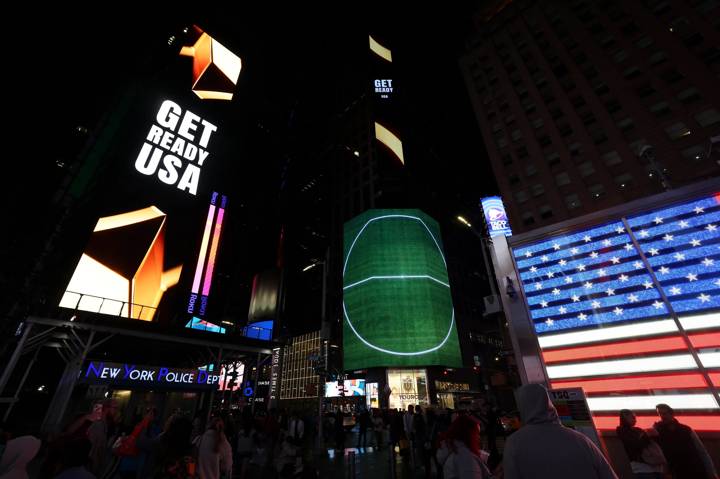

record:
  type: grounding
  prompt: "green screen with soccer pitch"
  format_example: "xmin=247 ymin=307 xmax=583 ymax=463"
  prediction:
xmin=343 ymin=209 xmax=462 ymax=370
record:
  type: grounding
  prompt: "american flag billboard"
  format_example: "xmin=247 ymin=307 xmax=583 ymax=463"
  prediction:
xmin=513 ymin=192 xmax=720 ymax=431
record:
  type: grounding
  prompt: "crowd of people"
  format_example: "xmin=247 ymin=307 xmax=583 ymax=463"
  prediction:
xmin=0 ymin=384 xmax=717 ymax=478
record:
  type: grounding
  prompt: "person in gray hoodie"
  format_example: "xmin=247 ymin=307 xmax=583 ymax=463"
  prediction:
xmin=503 ymin=384 xmax=618 ymax=479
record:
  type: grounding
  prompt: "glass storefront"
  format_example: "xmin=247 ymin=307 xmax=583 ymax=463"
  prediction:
xmin=387 ymin=368 xmax=429 ymax=410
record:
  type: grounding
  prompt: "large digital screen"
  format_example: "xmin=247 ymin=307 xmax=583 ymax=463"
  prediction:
xmin=342 ymin=209 xmax=462 ymax=370
xmin=512 ymin=193 xmax=720 ymax=431
xmin=325 ymin=379 xmax=366 ymax=397
xmin=481 ymin=196 xmax=512 ymax=237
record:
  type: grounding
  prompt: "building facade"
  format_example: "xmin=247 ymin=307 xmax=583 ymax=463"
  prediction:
xmin=460 ymin=0 xmax=720 ymax=233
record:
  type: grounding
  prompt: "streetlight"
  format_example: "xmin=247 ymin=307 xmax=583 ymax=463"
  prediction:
xmin=457 ymin=216 xmax=472 ymax=228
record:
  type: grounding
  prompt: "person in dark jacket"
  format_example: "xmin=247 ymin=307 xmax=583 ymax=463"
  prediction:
xmin=616 ymin=409 xmax=664 ymax=479
xmin=653 ymin=403 xmax=717 ymax=479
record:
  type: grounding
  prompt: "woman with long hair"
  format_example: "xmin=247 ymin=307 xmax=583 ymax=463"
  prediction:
xmin=436 ymin=414 xmax=492 ymax=479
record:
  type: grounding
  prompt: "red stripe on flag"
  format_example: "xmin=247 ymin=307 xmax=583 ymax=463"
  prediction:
xmin=689 ymin=332 xmax=720 ymax=349
xmin=594 ymin=415 xmax=720 ymax=431
xmin=551 ymin=373 xmax=709 ymax=393
xmin=542 ymin=336 xmax=687 ymax=363
xmin=711 ymin=372 xmax=720 ymax=387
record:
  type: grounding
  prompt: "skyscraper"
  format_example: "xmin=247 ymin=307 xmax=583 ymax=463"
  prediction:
xmin=460 ymin=0 xmax=720 ymax=233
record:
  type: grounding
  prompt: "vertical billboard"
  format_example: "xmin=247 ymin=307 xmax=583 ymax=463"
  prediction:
xmin=481 ymin=196 xmax=512 ymax=237
xmin=342 ymin=209 xmax=462 ymax=370
xmin=512 ymin=193 xmax=720 ymax=431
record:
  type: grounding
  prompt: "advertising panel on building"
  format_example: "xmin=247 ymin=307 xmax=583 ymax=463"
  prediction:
xmin=510 ymin=191 xmax=720 ymax=431
xmin=342 ymin=209 xmax=462 ymax=370
xmin=481 ymin=196 xmax=512 ymax=237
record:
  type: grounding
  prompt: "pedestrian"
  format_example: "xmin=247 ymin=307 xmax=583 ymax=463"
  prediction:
xmin=653 ymin=403 xmax=717 ymax=479
xmin=356 ymin=410 xmax=370 ymax=449
xmin=52 ymin=437 xmax=95 ymax=479
xmin=197 ymin=417 xmax=233 ymax=479
xmin=287 ymin=411 xmax=304 ymax=446
xmin=86 ymin=399 xmax=119 ymax=477
xmin=436 ymin=414 xmax=492 ymax=479
xmin=616 ymin=409 xmax=665 ymax=479
xmin=0 ymin=422 xmax=41 ymax=479
xmin=502 ymin=383 xmax=618 ymax=479
xmin=371 ymin=409 xmax=384 ymax=450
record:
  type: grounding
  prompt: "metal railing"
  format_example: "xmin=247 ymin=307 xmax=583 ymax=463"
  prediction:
xmin=59 ymin=291 xmax=157 ymax=321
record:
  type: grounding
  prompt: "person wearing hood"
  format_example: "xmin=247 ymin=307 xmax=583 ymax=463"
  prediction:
xmin=503 ymin=384 xmax=618 ymax=479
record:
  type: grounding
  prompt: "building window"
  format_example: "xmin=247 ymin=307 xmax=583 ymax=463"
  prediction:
xmin=649 ymin=101 xmax=671 ymax=117
xmin=589 ymin=183 xmax=606 ymax=199
xmin=531 ymin=183 xmax=545 ymax=197
xmin=555 ymin=172 xmax=571 ymax=186
xmin=492 ymin=123 xmax=503 ymax=132
xmin=636 ymin=83 xmax=656 ymax=98
xmin=546 ymin=152 xmax=561 ymax=168
xmin=539 ymin=205 xmax=553 ymax=219
xmin=623 ymin=66 xmax=642 ymax=79
xmin=522 ymin=212 xmax=535 ymax=226
xmin=502 ymin=154 xmax=513 ymax=166
xmin=613 ymin=50 xmax=628 ymax=63
xmin=659 ymin=67 xmax=684 ymax=84
xmin=677 ymin=87 xmax=701 ymax=104
xmin=565 ymin=193 xmax=581 ymax=209
xmin=648 ymin=51 xmax=667 ymax=66
xmin=496 ymin=137 xmax=508 ymax=148
xmin=514 ymin=190 xmax=529 ymax=204
xmin=636 ymin=36 xmax=654 ymax=48
xmin=531 ymin=117 xmax=545 ymax=129
xmin=694 ymin=108 xmax=720 ymax=127
xmin=511 ymin=129 xmax=523 ymax=142
xmin=614 ymin=173 xmax=633 ymax=189
xmin=525 ymin=164 xmax=538 ymax=177
xmin=617 ymin=117 xmax=635 ymax=133
xmin=664 ymin=122 xmax=692 ymax=140
xmin=578 ymin=160 xmax=595 ymax=177
xmin=538 ymin=135 xmax=552 ymax=147
xmin=605 ymin=98 xmax=621 ymax=114
xmin=602 ymin=151 xmax=622 ymax=166
xmin=568 ymin=142 xmax=583 ymax=157
xmin=504 ymin=114 xmax=516 ymax=125
xmin=517 ymin=147 xmax=529 ymax=159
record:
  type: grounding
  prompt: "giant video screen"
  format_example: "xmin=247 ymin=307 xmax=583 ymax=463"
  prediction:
xmin=512 ymin=193 xmax=720 ymax=431
xmin=342 ymin=209 xmax=462 ymax=370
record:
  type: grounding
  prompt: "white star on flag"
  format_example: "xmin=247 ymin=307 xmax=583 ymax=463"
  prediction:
xmin=525 ymin=251 xmax=533 ymax=258
xmin=639 ymin=230 xmax=650 ymax=238
xmin=553 ymin=244 xmax=561 ymax=251
xmin=678 ymin=220 xmax=689 ymax=228
xmin=540 ymin=300 xmax=548 ymax=308
xmin=670 ymin=286 xmax=682 ymax=295
xmin=694 ymin=206 xmax=705 ymax=214
xmin=559 ymin=306 xmax=567 ymax=314
xmin=663 ymin=234 xmax=674 ymax=242
xmin=702 ymin=258 xmax=714 ymax=267
xmin=613 ymin=307 xmax=624 ymax=315
xmin=535 ymin=283 xmax=543 ymax=290
xmin=628 ymin=294 xmax=639 ymax=302
xmin=654 ymin=216 xmax=663 ymax=224
xmin=552 ymin=288 xmax=561 ymax=295
xmin=690 ymin=238 xmax=702 ymax=247
xmin=634 ymin=261 xmax=644 ymax=269
xmin=706 ymin=224 xmax=717 ymax=232
xmin=541 ymin=255 xmax=549 ymax=262
xmin=530 ymin=266 xmax=537 ymax=272
xmin=578 ymin=313 xmax=588 ymax=321
xmin=591 ymin=300 xmax=601 ymax=308
xmin=611 ymin=257 xmax=620 ymax=264
xmin=653 ymin=301 xmax=664 ymax=309
xmin=576 ymin=264 xmax=586 ymax=272
xmin=603 ymin=239 xmax=612 ymax=247
xmin=619 ymin=274 xmax=629 ymax=282
xmin=615 ymin=226 xmax=625 ymax=234
xmin=674 ymin=253 xmax=685 ymax=261
xmin=547 ymin=271 xmax=555 ymax=278
xmin=570 ymin=247 xmax=579 ymax=255
xmin=545 ymin=318 xmax=554 ymax=326
xmin=658 ymin=266 xmax=670 ymax=274
xmin=606 ymin=288 xmax=615 ymax=296
xmin=686 ymin=273 xmax=698 ymax=282
xmin=571 ymin=295 xmax=581 ymax=302
xmin=698 ymin=293 xmax=711 ymax=303
xmin=559 ymin=259 xmax=567 ymax=266
xmin=648 ymin=248 xmax=660 ymax=256
xmin=590 ymin=252 xmax=599 ymax=259
xmin=584 ymin=281 xmax=593 ymax=289
xmin=624 ymin=243 xmax=634 ymax=251
xmin=597 ymin=268 xmax=606 ymax=277
xmin=564 ymin=276 xmax=573 ymax=284
xmin=643 ymin=281 xmax=654 ymax=289
xmin=583 ymin=235 xmax=592 ymax=242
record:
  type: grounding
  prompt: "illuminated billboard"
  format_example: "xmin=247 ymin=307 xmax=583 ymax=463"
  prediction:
xmin=512 ymin=192 xmax=720 ymax=431
xmin=481 ymin=196 xmax=512 ymax=237
xmin=180 ymin=25 xmax=242 ymax=101
xmin=325 ymin=379 xmax=366 ymax=397
xmin=343 ymin=209 xmax=462 ymax=370
xmin=59 ymin=207 xmax=182 ymax=320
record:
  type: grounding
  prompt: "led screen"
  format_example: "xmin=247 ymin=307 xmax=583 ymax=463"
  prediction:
xmin=325 ymin=379 xmax=366 ymax=397
xmin=512 ymin=193 xmax=720 ymax=430
xmin=343 ymin=209 xmax=462 ymax=370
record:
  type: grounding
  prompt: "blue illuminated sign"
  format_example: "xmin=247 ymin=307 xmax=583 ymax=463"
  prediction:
xmin=82 ymin=361 xmax=220 ymax=388
xmin=481 ymin=196 xmax=512 ymax=237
